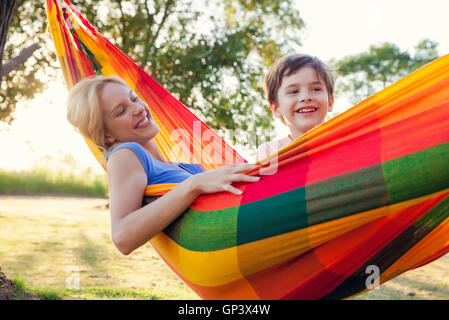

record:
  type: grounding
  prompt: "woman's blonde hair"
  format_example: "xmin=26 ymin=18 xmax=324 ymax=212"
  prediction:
xmin=66 ymin=75 xmax=129 ymax=154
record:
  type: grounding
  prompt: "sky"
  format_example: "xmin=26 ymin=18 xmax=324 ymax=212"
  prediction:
xmin=1 ymin=0 xmax=449 ymax=172
xmin=296 ymin=0 xmax=449 ymax=61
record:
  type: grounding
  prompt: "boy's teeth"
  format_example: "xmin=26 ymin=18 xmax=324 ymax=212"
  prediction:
xmin=297 ymin=108 xmax=317 ymax=113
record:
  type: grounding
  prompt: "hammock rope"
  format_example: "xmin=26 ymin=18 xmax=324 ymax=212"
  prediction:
xmin=46 ymin=0 xmax=449 ymax=300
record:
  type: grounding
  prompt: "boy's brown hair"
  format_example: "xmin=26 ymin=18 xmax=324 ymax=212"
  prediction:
xmin=263 ymin=54 xmax=335 ymax=106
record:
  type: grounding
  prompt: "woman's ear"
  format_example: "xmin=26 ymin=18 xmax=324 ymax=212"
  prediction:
xmin=105 ymin=134 xmax=116 ymax=144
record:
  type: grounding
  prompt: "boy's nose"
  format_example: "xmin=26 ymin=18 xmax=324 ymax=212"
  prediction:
xmin=299 ymin=95 xmax=312 ymax=102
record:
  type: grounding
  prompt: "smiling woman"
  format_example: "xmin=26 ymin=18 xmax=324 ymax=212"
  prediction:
xmin=66 ymin=76 xmax=158 ymax=159
xmin=99 ymin=81 xmax=160 ymax=155
xmin=65 ymin=75 xmax=260 ymax=256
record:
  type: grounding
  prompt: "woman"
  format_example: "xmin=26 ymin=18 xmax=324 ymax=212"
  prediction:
xmin=67 ymin=75 xmax=259 ymax=255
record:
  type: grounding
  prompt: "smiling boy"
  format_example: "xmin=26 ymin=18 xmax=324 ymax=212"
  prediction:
xmin=257 ymin=54 xmax=335 ymax=161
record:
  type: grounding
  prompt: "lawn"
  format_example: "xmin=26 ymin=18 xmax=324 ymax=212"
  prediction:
xmin=0 ymin=195 xmax=448 ymax=300
xmin=0 ymin=195 xmax=196 ymax=300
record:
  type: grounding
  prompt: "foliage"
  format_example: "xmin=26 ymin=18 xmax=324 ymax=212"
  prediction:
xmin=0 ymin=167 xmax=108 ymax=197
xmin=1 ymin=0 xmax=58 ymax=124
xmin=333 ymin=39 xmax=439 ymax=104
xmin=3 ymin=0 xmax=305 ymax=146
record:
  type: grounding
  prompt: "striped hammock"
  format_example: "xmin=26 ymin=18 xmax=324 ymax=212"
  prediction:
xmin=46 ymin=0 xmax=449 ymax=300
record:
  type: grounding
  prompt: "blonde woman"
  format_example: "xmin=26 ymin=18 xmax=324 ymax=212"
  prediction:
xmin=67 ymin=75 xmax=259 ymax=255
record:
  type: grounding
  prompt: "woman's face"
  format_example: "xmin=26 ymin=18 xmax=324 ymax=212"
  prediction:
xmin=100 ymin=82 xmax=159 ymax=145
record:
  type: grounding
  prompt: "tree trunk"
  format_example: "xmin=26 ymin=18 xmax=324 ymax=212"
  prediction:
xmin=0 ymin=0 xmax=17 ymax=79
xmin=1 ymin=42 xmax=41 ymax=77
xmin=1 ymin=0 xmax=32 ymax=80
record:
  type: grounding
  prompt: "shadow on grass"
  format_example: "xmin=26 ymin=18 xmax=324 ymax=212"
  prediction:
xmin=392 ymin=276 xmax=449 ymax=298
xmin=37 ymin=240 xmax=65 ymax=253
xmin=11 ymin=254 xmax=36 ymax=273
xmin=353 ymin=285 xmax=424 ymax=300
xmin=8 ymin=273 xmax=166 ymax=300
xmin=4 ymin=240 xmax=67 ymax=276
xmin=74 ymin=233 xmax=111 ymax=276
xmin=354 ymin=273 xmax=449 ymax=300
xmin=67 ymin=287 xmax=161 ymax=300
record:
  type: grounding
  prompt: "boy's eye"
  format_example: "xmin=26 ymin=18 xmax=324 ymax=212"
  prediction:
xmin=288 ymin=90 xmax=299 ymax=95
xmin=131 ymin=95 xmax=139 ymax=102
xmin=313 ymin=87 xmax=322 ymax=91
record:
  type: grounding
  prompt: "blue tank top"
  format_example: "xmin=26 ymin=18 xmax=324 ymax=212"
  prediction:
xmin=110 ymin=142 xmax=204 ymax=185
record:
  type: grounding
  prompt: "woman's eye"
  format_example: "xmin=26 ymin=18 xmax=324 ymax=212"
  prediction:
xmin=117 ymin=108 xmax=125 ymax=116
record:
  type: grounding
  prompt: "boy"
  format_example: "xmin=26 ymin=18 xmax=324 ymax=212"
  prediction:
xmin=257 ymin=54 xmax=335 ymax=161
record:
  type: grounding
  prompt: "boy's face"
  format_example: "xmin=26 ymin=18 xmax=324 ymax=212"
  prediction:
xmin=272 ymin=66 xmax=333 ymax=138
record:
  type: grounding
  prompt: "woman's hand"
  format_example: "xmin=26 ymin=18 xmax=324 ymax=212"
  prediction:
xmin=187 ymin=163 xmax=260 ymax=196
xmin=108 ymin=149 xmax=260 ymax=255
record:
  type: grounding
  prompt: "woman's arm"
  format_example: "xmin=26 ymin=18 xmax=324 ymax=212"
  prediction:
xmin=107 ymin=148 xmax=258 ymax=255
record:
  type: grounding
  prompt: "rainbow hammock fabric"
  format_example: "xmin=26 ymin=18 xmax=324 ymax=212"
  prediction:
xmin=46 ymin=0 xmax=449 ymax=300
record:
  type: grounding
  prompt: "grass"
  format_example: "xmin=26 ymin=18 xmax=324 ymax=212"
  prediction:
xmin=0 ymin=168 xmax=108 ymax=197
xmin=9 ymin=278 xmax=169 ymax=300
xmin=8 ymin=272 xmax=176 ymax=300
xmin=0 ymin=194 xmax=448 ymax=300
xmin=0 ymin=195 xmax=197 ymax=300
xmin=11 ymin=275 xmax=63 ymax=300
xmin=352 ymin=257 xmax=449 ymax=300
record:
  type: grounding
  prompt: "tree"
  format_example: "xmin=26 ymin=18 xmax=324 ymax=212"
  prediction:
xmin=1 ymin=1 xmax=15 ymax=75
xmin=334 ymin=39 xmax=439 ymax=105
xmin=2 ymin=0 xmax=305 ymax=147
xmin=1 ymin=0 xmax=41 ymax=80
xmin=1 ymin=0 xmax=51 ymax=124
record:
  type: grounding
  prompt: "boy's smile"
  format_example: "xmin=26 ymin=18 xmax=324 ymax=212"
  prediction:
xmin=272 ymin=66 xmax=333 ymax=139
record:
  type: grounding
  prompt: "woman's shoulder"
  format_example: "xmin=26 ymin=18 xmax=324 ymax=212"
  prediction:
xmin=109 ymin=142 xmax=152 ymax=161
xmin=107 ymin=142 xmax=153 ymax=179
xmin=110 ymin=141 xmax=145 ymax=154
